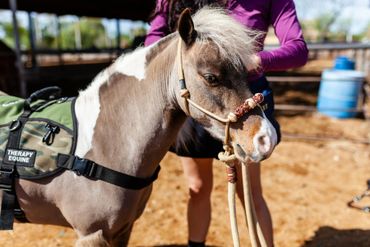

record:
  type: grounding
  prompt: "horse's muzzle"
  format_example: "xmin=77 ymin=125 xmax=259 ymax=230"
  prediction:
xmin=232 ymin=116 xmax=277 ymax=163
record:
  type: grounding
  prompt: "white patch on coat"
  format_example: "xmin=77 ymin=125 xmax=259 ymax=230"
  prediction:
xmin=113 ymin=45 xmax=152 ymax=81
xmin=74 ymin=46 xmax=152 ymax=157
xmin=252 ymin=111 xmax=277 ymax=158
xmin=74 ymin=70 xmax=109 ymax=157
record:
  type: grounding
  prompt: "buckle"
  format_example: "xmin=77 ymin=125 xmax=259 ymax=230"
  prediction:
xmin=0 ymin=183 xmax=12 ymax=192
xmin=71 ymin=157 xmax=97 ymax=177
xmin=9 ymin=120 xmax=21 ymax=132
xmin=0 ymin=168 xmax=14 ymax=175
xmin=0 ymin=168 xmax=14 ymax=192
xmin=14 ymin=208 xmax=26 ymax=219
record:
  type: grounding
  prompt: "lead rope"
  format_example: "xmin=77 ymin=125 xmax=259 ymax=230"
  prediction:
xmin=176 ymin=38 xmax=267 ymax=247
xmin=242 ymin=163 xmax=268 ymax=247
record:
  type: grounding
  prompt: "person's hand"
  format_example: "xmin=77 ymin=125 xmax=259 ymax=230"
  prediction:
xmin=245 ymin=54 xmax=261 ymax=72
xmin=251 ymin=54 xmax=261 ymax=67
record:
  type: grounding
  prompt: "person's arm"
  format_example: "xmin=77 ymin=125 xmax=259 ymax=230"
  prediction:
xmin=144 ymin=0 xmax=170 ymax=46
xmin=258 ymin=0 xmax=308 ymax=71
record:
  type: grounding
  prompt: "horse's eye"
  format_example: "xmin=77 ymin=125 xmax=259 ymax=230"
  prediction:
xmin=203 ymin=73 xmax=219 ymax=86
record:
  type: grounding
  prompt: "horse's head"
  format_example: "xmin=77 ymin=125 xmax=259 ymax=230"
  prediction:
xmin=174 ymin=8 xmax=277 ymax=162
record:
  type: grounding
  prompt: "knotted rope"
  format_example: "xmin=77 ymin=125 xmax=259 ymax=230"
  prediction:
xmin=177 ymin=38 xmax=267 ymax=247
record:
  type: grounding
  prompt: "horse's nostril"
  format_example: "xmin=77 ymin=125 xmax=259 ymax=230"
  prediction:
xmin=257 ymin=135 xmax=270 ymax=154
xmin=258 ymin=135 xmax=265 ymax=146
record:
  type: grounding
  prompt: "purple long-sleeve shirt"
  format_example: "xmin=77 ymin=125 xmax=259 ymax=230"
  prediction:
xmin=145 ymin=0 xmax=308 ymax=74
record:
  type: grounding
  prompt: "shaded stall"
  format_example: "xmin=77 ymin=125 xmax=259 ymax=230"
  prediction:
xmin=0 ymin=0 xmax=155 ymax=20
xmin=0 ymin=40 xmax=19 ymax=95
xmin=0 ymin=0 xmax=156 ymax=96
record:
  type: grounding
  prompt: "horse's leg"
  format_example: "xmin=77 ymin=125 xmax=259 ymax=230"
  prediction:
xmin=111 ymin=225 xmax=134 ymax=247
xmin=75 ymin=227 xmax=133 ymax=247
xmin=75 ymin=230 xmax=110 ymax=247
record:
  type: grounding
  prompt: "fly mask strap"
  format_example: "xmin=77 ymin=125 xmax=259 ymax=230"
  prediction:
xmin=176 ymin=38 xmax=264 ymax=160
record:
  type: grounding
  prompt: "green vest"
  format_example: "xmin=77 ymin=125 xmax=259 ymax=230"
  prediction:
xmin=0 ymin=95 xmax=77 ymax=179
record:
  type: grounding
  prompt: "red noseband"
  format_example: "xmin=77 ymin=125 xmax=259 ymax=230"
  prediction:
xmin=234 ymin=93 xmax=264 ymax=118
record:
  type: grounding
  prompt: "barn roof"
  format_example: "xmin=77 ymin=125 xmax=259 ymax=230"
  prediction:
xmin=0 ymin=0 xmax=156 ymax=21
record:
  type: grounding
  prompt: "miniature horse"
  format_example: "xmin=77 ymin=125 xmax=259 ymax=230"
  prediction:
xmin=12 ymin=8 xmax=277 ymax=246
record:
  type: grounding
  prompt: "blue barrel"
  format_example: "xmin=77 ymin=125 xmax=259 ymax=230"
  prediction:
xmin=334 ymin=56 xmax=355 ymax=70
xmin=317 ymin=69 xmax=364 ymax=118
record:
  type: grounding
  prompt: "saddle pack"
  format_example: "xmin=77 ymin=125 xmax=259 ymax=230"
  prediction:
xmin=0 ymin=87 xmax=76 ymax=179
xmin=0 ymin=87 xmax=160 ymax=230
xmin=0 ymin=87 xmax=76 ymax=229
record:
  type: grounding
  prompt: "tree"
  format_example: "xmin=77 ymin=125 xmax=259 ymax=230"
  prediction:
xmin=0 ymin=22 xmax=30 ymax=50
xmin=59 ymin=18 xmax=108 ymax=49
xmin=314 ymin=13 xmax=338 ymax=42
xmin=299 ymin=0 xmax=352 ymax=42
xmin=36 ymin=17 xmax=58 ymax=49
xmin=352 ymin=21 xmax=370 ymax=42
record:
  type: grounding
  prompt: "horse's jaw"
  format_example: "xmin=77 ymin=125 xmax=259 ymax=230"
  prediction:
xmin=233 ymin=143 xmax=271 ymax=163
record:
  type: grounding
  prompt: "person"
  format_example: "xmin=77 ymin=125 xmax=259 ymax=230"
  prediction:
xmin=145 ymin=1 xmax=308 ymax=246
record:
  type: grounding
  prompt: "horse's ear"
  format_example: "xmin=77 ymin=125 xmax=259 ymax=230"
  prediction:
xmin=178 ymin=8 xmax=197 ymax=46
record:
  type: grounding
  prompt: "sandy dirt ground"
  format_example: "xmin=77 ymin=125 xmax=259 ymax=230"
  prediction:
xmin=0 ymin=112 xmax=369 ymax=247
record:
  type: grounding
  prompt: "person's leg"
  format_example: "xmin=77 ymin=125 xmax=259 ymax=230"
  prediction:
xmin=236 ymin=162 xmax=273 ymax=247
xmin=181 ymin=157 xmax=214 ymax=245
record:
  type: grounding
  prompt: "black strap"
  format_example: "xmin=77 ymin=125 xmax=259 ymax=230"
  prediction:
xmin=0 ymin=110 xmax=31 ymax=229
xmin=0 ymin=192 xmax=15 ymax=230
xmin=0 ymin=166 xmax=15 ymax=229
xmin=57 ymin=154 xmax=161 ymax=190
xmin=24 ymin=86 xmax=61 ymax=111
xmin=1 ymin=88 xmax=63 ymax=229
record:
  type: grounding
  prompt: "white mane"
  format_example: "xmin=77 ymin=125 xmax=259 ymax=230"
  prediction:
xmin=192 ymin=7 xmax=262 ymax=70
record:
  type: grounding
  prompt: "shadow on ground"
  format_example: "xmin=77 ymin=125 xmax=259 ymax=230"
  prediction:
xmin=301 ymin=226 xmax=370 ymax=247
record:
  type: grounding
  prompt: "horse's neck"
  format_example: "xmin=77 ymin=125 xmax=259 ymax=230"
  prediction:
xmin=74 ymin=37 xmax=185 ymax=177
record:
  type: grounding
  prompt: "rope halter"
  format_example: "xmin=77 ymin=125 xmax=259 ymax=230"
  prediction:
xmin=177 ymin=37 xmax=268 ymax=247
xmin=176 ymin=38 xmax=264 ymax=170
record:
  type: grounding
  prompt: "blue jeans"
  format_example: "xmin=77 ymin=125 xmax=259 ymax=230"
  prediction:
xmin=170 ymin=76 xmax=281 ymax=158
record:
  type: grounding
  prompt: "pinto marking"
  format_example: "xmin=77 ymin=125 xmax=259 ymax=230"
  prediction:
xmin=114 ymin=45 xmax=152 ymax=81
xmin=252 ymin=110 xmax=278 ymax=160
xmin=75 ymin=46 xmax=152 ymax=157
xmin=75 ymin=69 xmax=109 ymax=157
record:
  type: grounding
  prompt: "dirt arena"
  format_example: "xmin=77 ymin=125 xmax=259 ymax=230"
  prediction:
xmin=1 ymin=58 xmax=370 ymax=246
xmin=0 ymin=110 xmax=369 ymax=247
